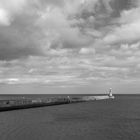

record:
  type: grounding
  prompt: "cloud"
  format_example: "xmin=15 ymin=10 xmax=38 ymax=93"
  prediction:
xmin=102 ymin=1 xmax=140 ymax=45
xmin=0 ymin=0 xmax=118 ymax=60
xmin=79 ymin=47 xmax=95 ymax=55
xmin=1 ymin=0 xmax=140 ymax=93
xmin=0 ymin=8 xmax=10 ymax=25
xmin=0 ymin=0 xmax=136 ymax=59
xmin=0 ymin=0 xmax=27 ymax=26
xmin=103 ymin=19 xmax=140 ymax=45
xmin=37 ymin=3 xmax=92 ymax=49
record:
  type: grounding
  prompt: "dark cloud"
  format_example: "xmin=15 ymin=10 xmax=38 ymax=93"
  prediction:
xmin=40 ymin=0 xmax=64 ymax=6
xmin=0 ymin=11 xmax=44 ymax=60
xmin=110 ymin=0 xmax=133 ymax=17
xmin=67 ymin=0 xmax=114 ymax=34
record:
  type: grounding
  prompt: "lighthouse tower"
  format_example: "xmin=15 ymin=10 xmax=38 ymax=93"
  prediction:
xmin=108 ymin=88 xmax=112 ymax=97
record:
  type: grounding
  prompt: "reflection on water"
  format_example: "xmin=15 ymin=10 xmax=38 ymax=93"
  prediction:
xmin=0 ymin=95 xmax=140 ymax=140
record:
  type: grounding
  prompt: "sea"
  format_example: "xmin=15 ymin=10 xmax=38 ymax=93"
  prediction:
xmin=0 ymin=94 xmax=140 ymax=140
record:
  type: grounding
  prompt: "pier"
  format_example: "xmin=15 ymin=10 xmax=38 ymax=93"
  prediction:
xmin=0 ymin=94 xmax=114 ymax=112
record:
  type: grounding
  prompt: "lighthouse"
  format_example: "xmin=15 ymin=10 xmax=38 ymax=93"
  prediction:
xmin=108 ymin=88 xmax=115 ymax=99
xmin=108 ymin=88 xmax=112 ymax=97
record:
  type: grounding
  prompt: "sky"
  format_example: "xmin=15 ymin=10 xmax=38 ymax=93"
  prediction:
xmin=0 ymin=0 xmax=140 ymax=94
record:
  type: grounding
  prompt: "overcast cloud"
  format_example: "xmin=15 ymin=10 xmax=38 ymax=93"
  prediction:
xmin=0 ymin=0 xmax=140 ymax=93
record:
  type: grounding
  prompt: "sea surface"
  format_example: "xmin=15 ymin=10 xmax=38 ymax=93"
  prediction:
xmin=0 ymin=94 xmax=140 ymax=140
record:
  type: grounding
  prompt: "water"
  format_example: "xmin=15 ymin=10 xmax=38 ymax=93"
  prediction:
xmin=0 ymin=94 xmax=140 ymax=140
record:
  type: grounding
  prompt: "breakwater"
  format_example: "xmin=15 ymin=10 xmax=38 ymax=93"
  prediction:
xmin=0 ymin=95 xmax=114 ymax=111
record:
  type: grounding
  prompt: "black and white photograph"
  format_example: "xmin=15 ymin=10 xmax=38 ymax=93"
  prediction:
xmin=0 ymin=0 xmax=140 ymax=140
